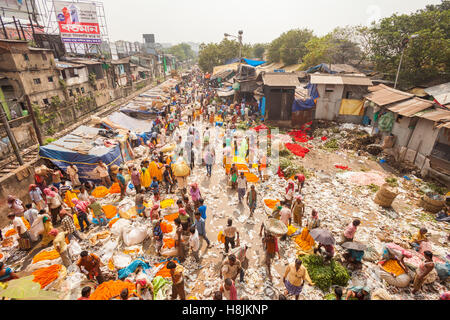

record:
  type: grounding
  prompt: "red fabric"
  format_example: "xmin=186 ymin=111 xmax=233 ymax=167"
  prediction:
xmin=252 ymin=124 xmax=269 ymax=133
xmin=285 ymin=143 xmax=310 ymax=158
xmin=335 ymin=165 xmax=350 ymax=170
xmin=321 ymin=136 xmax=328 ymax=141
xmin=296 ymin=174 xmax=305 ymax=182
xmin=277 ymin=166 xmax=285 ymax=178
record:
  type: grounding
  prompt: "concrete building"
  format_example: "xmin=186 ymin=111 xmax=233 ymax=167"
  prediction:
xmin=0 ymin=39 xmax=64 ymax=111
xmin=310 ymin=74 xmax=373 ymax=123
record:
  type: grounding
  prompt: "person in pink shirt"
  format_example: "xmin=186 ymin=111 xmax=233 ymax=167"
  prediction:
xmin=279 ymin=205 xmax=292 ymax=241
xmin=189 ymin=183 xmax=202 ymax=209
xmin=342 ymin=219 xmax=361 ymax=243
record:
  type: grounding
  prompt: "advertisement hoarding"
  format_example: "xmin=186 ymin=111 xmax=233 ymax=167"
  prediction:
xmin=0 ymin=0 xmax=39 ymax=21
xmin=54 ymin=1 xmax=101 ymax=44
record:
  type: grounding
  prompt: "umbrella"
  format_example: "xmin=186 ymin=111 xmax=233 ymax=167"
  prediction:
xmin=0 ymin=276 xmax=61 ymax=300
xmin=309 ymin=228 xmax=335 ymax=245
xmin=342 ymin=242 xmax=367 ymax=251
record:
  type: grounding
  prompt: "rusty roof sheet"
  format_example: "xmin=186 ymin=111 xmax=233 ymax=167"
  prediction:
xmin=310 ymin=74 xmax=372 ymax=86
xmin=437 ymin=122 xmax=450 ymax=129
xmin=387 ymin=98 xmax=434 ymax=117
xmin=414 ymin=108 xmax=450 ymax=122
xmin=365 ymin=84 xmax=413 ymax=106
xmin=262 ymin=72 xmax=300 ymax=87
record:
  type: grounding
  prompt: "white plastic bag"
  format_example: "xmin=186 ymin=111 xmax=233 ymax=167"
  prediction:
xmin=68 ymin=240 xmax=82 ymax=257
xmin=111 ymin=219 xmax=131 ymax=236
xmin=122 ymin=226 xmax=149 ymax=246
xmin=100 ymin=239 xmax=118 ymax=264
xmin=112 ymin=252 xmax=132 ymax=269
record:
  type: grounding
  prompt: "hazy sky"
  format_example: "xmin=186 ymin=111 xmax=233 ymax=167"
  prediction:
xmin=104 ymin=0 xmax=441 ymax=44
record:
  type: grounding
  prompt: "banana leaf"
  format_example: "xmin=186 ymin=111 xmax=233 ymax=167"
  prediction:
xmin=0 ymin=276 xmax=61 ymax=300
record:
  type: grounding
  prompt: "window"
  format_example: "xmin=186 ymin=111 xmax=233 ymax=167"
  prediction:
xmin=69 ymin=89 xmax=74 ymax=97
xmin=33 ymin=78 xmax=41 ymax=85
xmin=76 ymin=88 xmax=81 ymax=94
xmin=43 ymin=98 xmax=49 ymax=105
xmin=48 ymin=76 xmax=53 ymax=82
xmin=23 ymin=54 xmax=29 ymax=61
xmin=41 ymin=53 xmax=47 ymax=61
xmin=81 ymin=87 xmax=85 ymax=94
xmin=325 ymin=85 xmax=334 ymax=93
xmin=345 ymin=91 xmax=353 ymax=99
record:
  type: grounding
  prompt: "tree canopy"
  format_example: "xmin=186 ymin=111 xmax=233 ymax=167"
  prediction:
xmin=198 ymin=39 xmax=252 ymax=73
xmin=267 ymin=29 xmax=314 ymax=65
xmin=166 ymin=43 xmax=196 ymax=62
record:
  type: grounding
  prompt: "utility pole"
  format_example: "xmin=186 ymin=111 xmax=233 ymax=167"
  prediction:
xmin=0 ymin=97 xmax=23 ymax=165
xmin=25 ymin=95 xmax=43 ymax=146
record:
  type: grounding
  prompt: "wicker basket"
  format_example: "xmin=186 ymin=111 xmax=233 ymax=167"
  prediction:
xmin=419 ymin=198 xmax=443 ymax=213
xmin=423 ymin=194 xmax=445 ymax=208
xmin=374 ymin=183 xmax=398 ymax=207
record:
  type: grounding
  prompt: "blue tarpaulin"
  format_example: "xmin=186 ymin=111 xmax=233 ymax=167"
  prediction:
xmin=306 ymin=63 xmax=337 ymax=74
xmin=224 ymin=57 xmax=266 ymax=67
xmin=243 ymin=58 xmax=266 ymax=67
xmin=118 ymin=259 xmax=151 ymax=280
xmin=39 ymin=126 xmax=123 ymax=183
xmin=292 ymin=84 xmax=318 ymax=112
xmin=259 ymin=97 xmax=266 ymax=116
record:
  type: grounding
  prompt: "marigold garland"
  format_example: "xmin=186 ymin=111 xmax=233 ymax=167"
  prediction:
xmin=32 ymin=249 xmax=60 ymax=264
xmin=89 ymin=280 xmax=136 ymax=300
xmin=160 ymin=221 xmax=173 ymax=233
xmin=32 ymin=264 xmax=62 ymax=288
xmin=155 ymin=260 xmax=178 ymax=278
xmin=163 ymin=213 xmax=179 ymax=222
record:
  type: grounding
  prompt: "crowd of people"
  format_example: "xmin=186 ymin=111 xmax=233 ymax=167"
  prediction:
xmin=1 ymin=69 xmax=449 ymax=301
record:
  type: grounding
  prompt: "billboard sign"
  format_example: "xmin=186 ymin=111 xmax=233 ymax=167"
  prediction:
xmin=54 ymin=1 xmax=101 ymax=44
xmin=0 ymin=0 xmax=39 ymax=21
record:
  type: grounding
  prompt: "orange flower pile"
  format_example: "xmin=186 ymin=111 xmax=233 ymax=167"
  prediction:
xmin=32 ymin=264 xmax=62 ymax=288
xmin=155 ymin=261 xmax=178 ymax=278
xmin=108 ymin=183 xmax=121 ymax=194
xmin=108 ymin=259 xmax=115 ymax=271
xmin=0 ymin=253 xmax=3 ymax=259
xmin=90 ymin=280 xmax=136 ymax=300
xmin=32 ymin=249 xmax=60 ymax=264
xmin=382 ymin=259 xmax=405 ymax=276
xmin=244 ymin=172 xmax=259 ymax=183
xmin=160 ymin=221 xmax=173 ymax=233
xmin=294 ymin=228 xmax=315 ymax=251
xmin=108 ymin=218 xmax=120 ymax=228
xmin=92 ymin=186 xmax=109 ymax=198
xmin=264 ymin=199 xmax=280 ymax=210
xmin=4 ymin=229 xmax=16 ymax=238
xmin=163 ymin=238 xmax=175 ymax=249
xmin=163 ymin=213 xmax=179 ymax=222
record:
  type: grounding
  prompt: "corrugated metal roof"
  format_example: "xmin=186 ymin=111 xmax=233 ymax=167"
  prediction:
xmin=365 ymin=84 xmax=413 ymax=106
xmin=310 ymin=74 xmax=372 ymax=86
xmin=424 ymin=82 xmax=450 ymax=106
xmin=437 ymin=122 xmax=450 ymax=129
xmin=262 ymin=72 xmax=300 ymax=87
xmin=387 ymin=97 xmax=434 ymax=117
xmin=415 ymin=108 xmax=450 ymax=121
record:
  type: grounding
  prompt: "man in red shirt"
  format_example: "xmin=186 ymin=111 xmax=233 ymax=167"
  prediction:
xmin=296 ymin=174 xmax=306 ymax=192
xmin=260 ymin=222 xmax=280 ymax=282
xmin=78 ymin=286 xmax=91 ymax=300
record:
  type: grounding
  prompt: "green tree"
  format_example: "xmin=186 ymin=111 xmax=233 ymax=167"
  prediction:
xmin=367 ymin=1 xmax=450 ymax=87
xmin=252 ymin=43 xmax=268 ymax=59
xmin=167 ymin=43 xmax=196 ymax=62
xmin=267 ymin=29 xmax=314 ymax=65
xmin=301 ymin=27 xmax=362 ymax=68
xmin=197 ymin=39 xmax=252 ymax=73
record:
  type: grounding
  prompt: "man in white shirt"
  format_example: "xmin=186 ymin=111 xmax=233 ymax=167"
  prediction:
xmin=189 ymin=226 xmax=200 ymax=263
xmin=8 ymin=212 xmax=31 ymax=241
xmin=237 ymin=172 xmax=247 ymax=203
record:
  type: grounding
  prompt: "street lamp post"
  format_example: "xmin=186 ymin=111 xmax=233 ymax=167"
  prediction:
xmin=224 ymin=30 xmax=243 ymax=75
xmin=394 ymin=34 xmax=418 ymax=89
